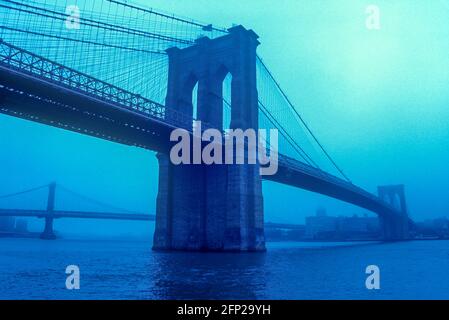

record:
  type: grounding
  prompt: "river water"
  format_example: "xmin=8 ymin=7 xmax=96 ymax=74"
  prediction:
xmin=0 ymin=238 xmax=448 ymax=299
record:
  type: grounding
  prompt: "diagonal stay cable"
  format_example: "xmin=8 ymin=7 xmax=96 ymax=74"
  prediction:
xmin=0 ymin=184 xmax=49 ymax=199
xmin=56 ymin=184 xmax=147 ymax=215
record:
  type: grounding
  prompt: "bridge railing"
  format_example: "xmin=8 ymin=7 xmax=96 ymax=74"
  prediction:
xmin=0 ymin=39 xmax=194 ymax=130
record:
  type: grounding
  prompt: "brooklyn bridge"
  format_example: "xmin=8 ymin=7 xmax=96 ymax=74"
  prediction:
xmin=0 ymin=0 xmax=410 ymax=251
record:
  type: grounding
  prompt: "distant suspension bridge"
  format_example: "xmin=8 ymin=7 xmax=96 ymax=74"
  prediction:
xmin=0 ymin=183 xmax=304 ymax=239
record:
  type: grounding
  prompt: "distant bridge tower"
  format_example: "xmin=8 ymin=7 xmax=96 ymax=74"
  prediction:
xmin=40 ymin=182 xmax=56 ymax=240
xmin=378 ymin=184 xmax=409 ymax=241
xmin=153 ymin=26 xmax=265 ymax=252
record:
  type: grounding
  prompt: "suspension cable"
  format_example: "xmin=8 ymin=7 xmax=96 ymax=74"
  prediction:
xmin=257 ymin=56 xmax=352 ymax=183
xmin=0 ymin=184 xmax=49 ymax=199
xmin=106 ymin=0 xmax=228 ymax=33
xmin=56 ymin=184 xmax=146 ymax=215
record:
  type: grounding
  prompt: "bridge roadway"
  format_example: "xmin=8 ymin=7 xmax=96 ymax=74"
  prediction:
xmin=0 ymin=209 xmax=154 ymax=221
xmin=0 ymin=40 xmax=400 ymax=219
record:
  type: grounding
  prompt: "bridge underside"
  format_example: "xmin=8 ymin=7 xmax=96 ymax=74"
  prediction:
xmin=265 ymin=166 xmax=389 ymax=215
xmin=0 ymin=66 xmax=174 ymax=153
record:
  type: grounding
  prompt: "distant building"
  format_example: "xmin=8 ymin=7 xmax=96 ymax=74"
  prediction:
xmin=0 ymin=217 xmax=30 ymax=234
xmin=265 ymin=223 xmax=306 ymax=241
xmin=305 ymin=209 xmax=337 ymax=238
xmin=416 ymin=217 xmax=449 ymax=239
xmin=305 ymin=209 xmax=380 ymax=240
xmin=338 ymin=214 xmax=379 ymax=233
xmin=15 ymin=219 xmax=28 ymax=233
xmin=0 ymin=217 xmax=16 ymax=233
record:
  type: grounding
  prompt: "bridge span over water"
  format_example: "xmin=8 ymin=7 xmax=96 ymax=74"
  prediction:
xmin=0 ymin=0 xmax=410 ymax=251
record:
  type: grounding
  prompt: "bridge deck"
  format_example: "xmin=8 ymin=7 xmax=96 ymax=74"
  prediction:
xmin=271 ymin=155 xmax=398 ymax=217
xmin=0 ymin=209 xmax=155 ymax=221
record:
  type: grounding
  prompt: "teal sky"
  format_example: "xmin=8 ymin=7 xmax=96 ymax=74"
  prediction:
xmin=1 ymin=0 xmax=448 ymax=236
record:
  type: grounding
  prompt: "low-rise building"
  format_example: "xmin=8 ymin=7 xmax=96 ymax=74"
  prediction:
xmin=305 ymin=209 xmax=380 ymax=240
xmin=0 ymin=216 xmax=15 ymax=232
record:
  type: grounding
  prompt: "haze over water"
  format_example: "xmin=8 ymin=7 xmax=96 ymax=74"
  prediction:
xmin=1 ymin=238 xmax=449 ymax=300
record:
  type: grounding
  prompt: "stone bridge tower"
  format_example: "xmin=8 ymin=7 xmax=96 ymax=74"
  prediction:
xmin=153 ymin=26 xmax=265 ymax=252
xmin=378 ymin=184 xmax=409 ymax=240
